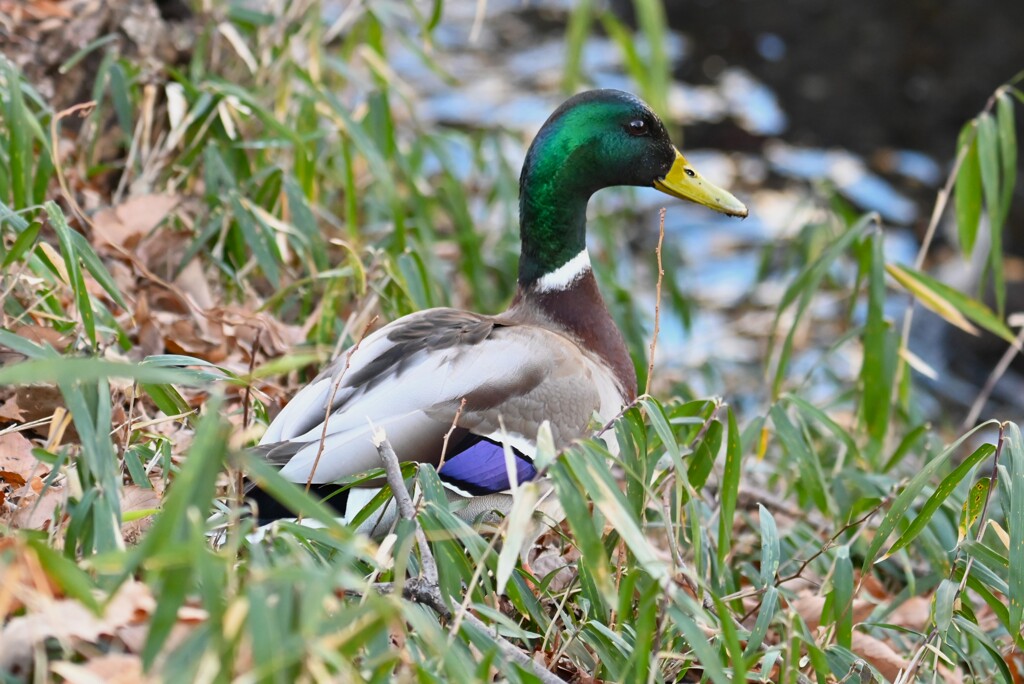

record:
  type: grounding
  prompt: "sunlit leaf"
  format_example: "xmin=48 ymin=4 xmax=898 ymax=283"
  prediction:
xmin=887 ymin=262 xmax=1017 ymax=343
xmin=958 ymin=477 xmax=990 ymax=544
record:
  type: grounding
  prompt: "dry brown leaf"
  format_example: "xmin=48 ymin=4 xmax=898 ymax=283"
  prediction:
xmin=91 ymin=194 xmax=179 ymax=252
xmin=105 ymin=580 xmax=157 ymax=627
xmin=0 ymin=432 xmax=44 ymax=479
xmin=11 ymin=324 xmax=73 ymax=352
xmin=887 ymin=595 xmax=931 ymax=631
xmin=9 ymin=384 xmax=65 ymax=427
xmin=174 ymin=258 xmax=214 ymax=310
xmin=0 ymin=395 xmax=25 ymax=422
xmin=10 ymin=484 xmax=66 ymax=531
xmin=120 ymin=485 xmax=160 ymax=544
xmin=0 ymin=578 xmax=157 ymax=674
xmin=50 ymin=654 xmax=150 ymax=684
xmin=850 ymin=631 xmax=908 ymax=681
xmin=0 ymin=538 xmax=61 ymax=621
xmin=11 ymin=0 xmax=72 ymax=20
xmin=1007 ymin=650 xmax=1024 ymax=684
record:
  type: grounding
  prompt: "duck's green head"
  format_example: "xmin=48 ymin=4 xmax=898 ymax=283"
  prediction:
xmin=519 ymin=89 xmax=747 ymax=287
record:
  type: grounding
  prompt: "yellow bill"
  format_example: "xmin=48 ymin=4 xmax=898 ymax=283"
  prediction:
xmin=653 ymin=148 xmax=748 ymax=218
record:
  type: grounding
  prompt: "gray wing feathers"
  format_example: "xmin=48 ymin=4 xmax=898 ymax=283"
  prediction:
xmin=257 ymin=307 xmax=626 ymax=485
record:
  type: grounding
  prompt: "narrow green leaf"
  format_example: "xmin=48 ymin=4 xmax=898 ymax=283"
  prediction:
xmin=0 ymin=358 xmax=207 ymax=386
xmin=2 ymin=220 xmax=40 ymax=267
xmin=758 ymin=504 xmax=779 ymax=587
xmin=68 ymin=231 xmax=128 ymax=310
xmin=883 ymin=422 xmax=930 ymax=472
xmin=561 ymin=0 xmax=594 ymax=93
xmin=743 ymin=586 xmax=778 ymax=658
xmin=717 ymin=408 xmax=742 ymax=566
xmin=833 ymin=546 xmax=854 ymax=648
xmin=550 ymin=458 xmax=614 ymax=605
xmin=977 ymin=112 xmax=1006 ymax=315
xmin=573 ymin=447 xmax=668 ymax=584
xmin=863 ymin=420 xmax=998 ymax=571
xmin=933 ymin=578 xmax=957 ymax=636
xmin=883 ymin=443 xmax=994 ymax=559
xmin=495 ymin=481 xmax=540 ymax=595
xmin=769 ymin=404 xmax=830 ymax=513
xmin=641 ymin=396 xmax=681 ymax=467
xmin=770 ymin=215 xmax=873 ymax=395
xmin=952 ymin=615 xmax=1014 ymax=684
xmin=44 ymin=201 xmax=96 ymax=346
xmin=784 ymin=394 xmax=860 ymax=463
xmin=965 ymin=572 xmax=1024 ymax=652
xmin=954 ymin=122 xmax=982 ymax=256
xmin=667 ymin=599 xmax=732 ymax=684
xmin=5 ymin=61 xmax=31 ymax=209
xmin=958 ymin=477 xmax=990 ymax=544
xmin=1006 ymin=423 xmax=1024 ymax=634
xmin=859 ymin=231 xmax=897 ymax=451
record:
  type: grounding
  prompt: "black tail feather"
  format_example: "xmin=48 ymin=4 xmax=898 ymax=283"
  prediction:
xmin=245 ymin=481 xmax=352 ymax=526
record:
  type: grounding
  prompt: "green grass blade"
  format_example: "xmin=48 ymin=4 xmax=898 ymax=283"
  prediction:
xmin=977 ymin=112 xmax=1006 ymax=315
xmin=758 ymin=504 xmax=779 ymax=587
xmin=1006 ymin=423 xmax=1024 ymax=634
xmin=862 ymin=420 xmax=998 ymax=571
xmin=954 ymin=122 xmax=982 ymax=256
xmin=717 ymin=408 xmax=742 ymax=566
xmin=882 ymin=442 xmax=994 ymax=560
xmin=44 ymin=201 xmax=96 ymax=346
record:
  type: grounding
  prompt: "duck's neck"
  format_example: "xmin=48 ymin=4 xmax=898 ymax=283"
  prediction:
xmin=512 ymin=271 xmax=638 ymax=402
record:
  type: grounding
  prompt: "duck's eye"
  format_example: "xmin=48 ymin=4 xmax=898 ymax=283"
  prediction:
xmin=627 ymin=119 xmax=649 ymax=136
xmin=684 ymin=168 xmax=696 ymax=177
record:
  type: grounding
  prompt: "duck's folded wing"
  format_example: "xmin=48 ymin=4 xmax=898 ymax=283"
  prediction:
xmin=254 ymin=308 xmax=624 ymax=488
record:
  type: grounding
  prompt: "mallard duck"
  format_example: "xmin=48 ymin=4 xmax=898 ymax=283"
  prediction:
xmin=251 ymin=89 xmax=746 ymax=533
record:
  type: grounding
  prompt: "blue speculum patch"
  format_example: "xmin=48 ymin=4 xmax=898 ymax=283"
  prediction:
xmin=438 ymin=436 xmax=538 ymax=495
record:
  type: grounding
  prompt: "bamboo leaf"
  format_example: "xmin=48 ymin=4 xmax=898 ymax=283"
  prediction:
xmin=717 ymin=408 xmax=742 ymax=566
xmin=1006 ymin=423 xmax=1024 ymax=634
xmin=954 ymin=122 xmax=982 ymax=256
xmin=833 ymin=546 xmax=853 ymax=648
xmin=758 ymin=504 xmax=779 ymax=587
xmin=863 ymin=420 xmax=997 ymax=571
xmin=977 ymin=112 xmax=1006 ymax=315
xmin=495 ymin=481 xmax=540 ymax=595
xmin=883 ymin=443 xmax=994 ymax=560
xmin=860 ymin=231 xmax=897 ymax=451
xmin=887 ymin=262 xmax=1016 ymax=343
xmin=933 ymin=578 xmax=957 ymax=636
xmin=886 ymin=262 xmax=977 ymax=336
xmin=743 ymin=586 xmax=777 ymax=658
xmin=958 ymin=477 xmax=990 ymax=544
xmin=44 ymin=201 xmax=96 ymax=346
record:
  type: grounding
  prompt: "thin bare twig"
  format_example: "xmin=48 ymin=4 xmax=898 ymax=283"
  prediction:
xmin=305 ymin=316 xmax=378 ymax=493
xmin=49 ymin=101 xmax=97 ymax=232
xmin=961 ymin=324 xmax=1024 ymax=430
xmin=645 ymin=208 xmax=667 ymax=398
xmin=894 ymin=86 xmax=1007 ymax=405
xmin=438 ymin=397 xmax=468 ymax=469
